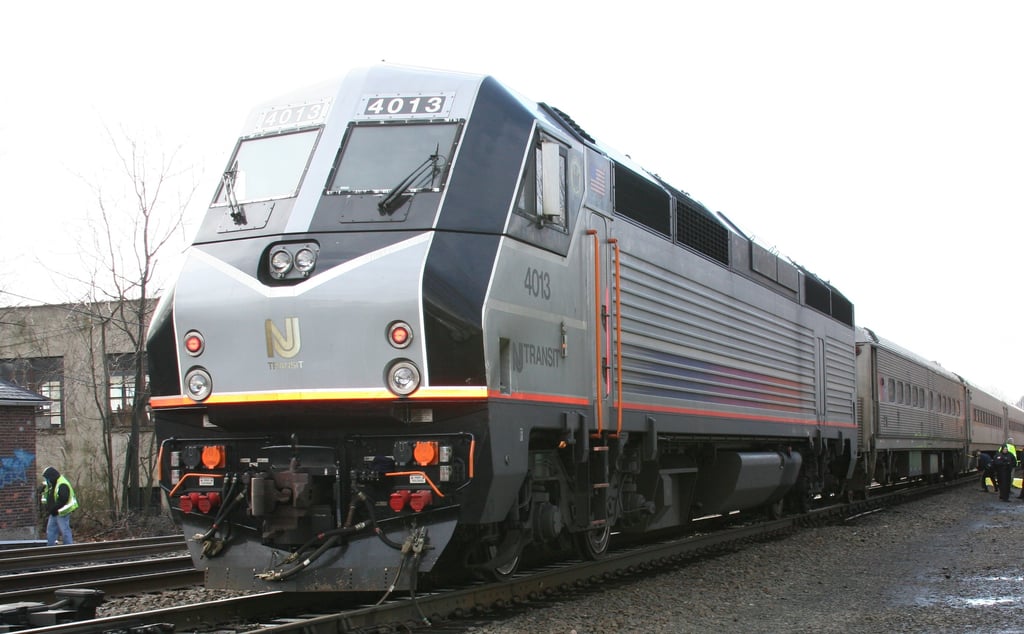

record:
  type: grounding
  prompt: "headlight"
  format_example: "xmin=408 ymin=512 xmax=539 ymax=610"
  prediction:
xmin=184 ymin=367 xmax=213 ymax=402
xmin=270 ymin=249 xmax=293 ymax=277
xmin=267 ymin=242 xmax=319 ymax=280
xmin=294 ymin=247 xmax=317 ymax=274
xmin=386 ymin=360 xmax=421 ymax=396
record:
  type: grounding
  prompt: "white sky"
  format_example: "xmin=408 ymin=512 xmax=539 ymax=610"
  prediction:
xmin=1 ymin=1 xmax=1022 ymax=399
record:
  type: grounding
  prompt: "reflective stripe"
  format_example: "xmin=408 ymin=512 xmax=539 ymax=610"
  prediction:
xmin=41 ymin=475 xmax=79 ymax=516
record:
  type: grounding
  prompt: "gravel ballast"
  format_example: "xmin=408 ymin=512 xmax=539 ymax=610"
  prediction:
xmin=98 ymin=481 xmax=1024 ymax=633
xmin=467 ymin=482 xmax=1024 ymax=634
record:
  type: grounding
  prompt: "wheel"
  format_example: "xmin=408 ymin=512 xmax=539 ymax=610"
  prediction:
xmin=574 ymin=522 xmax=610 ymax=560
xmin=465 ymin=527 xmax=524 ymax=581
xmin=487 ymin=546 xmax=521 ymax=580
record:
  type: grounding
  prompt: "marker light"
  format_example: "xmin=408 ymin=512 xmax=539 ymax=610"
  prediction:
xmin=184 ymin=330 xmax=205 ymax=356
xmin=184 ymin=367 xmax=213 ymax=402
xmin=388 ymin=321 xmax=413 ymax=349
xmin=387 ymin=360 xmax=421 ymax=396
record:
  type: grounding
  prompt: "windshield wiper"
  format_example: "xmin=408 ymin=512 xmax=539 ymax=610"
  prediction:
xmin=377 ymin=148 xmax=443 ymax=215
xmin=222 ymin=161 xmax=247 ymax=225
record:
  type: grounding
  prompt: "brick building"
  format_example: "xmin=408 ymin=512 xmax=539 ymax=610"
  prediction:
xmin=0 ymin=379 xmax=44 ymax=540
xmin=0 ymin=300 xmax=155 ymax=517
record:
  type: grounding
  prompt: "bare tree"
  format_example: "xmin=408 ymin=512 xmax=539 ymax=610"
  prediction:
xmin=72 ymin=293 xmax=121 ymax=518
xmin=72 ymin=127 xmax=199 ymax=514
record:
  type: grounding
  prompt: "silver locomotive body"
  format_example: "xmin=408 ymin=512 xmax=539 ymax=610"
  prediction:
xmin=148 ymin=65 xmax=857 ymax=592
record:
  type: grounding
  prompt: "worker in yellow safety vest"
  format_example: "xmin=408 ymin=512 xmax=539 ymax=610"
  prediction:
xmin=40 ymin=466 xmax=79 ymax=545
xmin=1003 ymin=438 xmax=1024 ymax=499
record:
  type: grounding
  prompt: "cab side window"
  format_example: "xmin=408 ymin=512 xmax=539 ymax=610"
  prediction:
xmin=515 ymin=135 xmax=567 ymax=229
xmin=507 ymin=132 xmax=581 ymax=256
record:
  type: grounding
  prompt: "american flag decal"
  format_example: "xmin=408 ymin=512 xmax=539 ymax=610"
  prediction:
xmin=589 ymin=163 xmax=608 ymax=196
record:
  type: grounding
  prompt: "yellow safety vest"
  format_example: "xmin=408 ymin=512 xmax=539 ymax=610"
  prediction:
xmin=40 ymin=475 xmax=79 ymax=516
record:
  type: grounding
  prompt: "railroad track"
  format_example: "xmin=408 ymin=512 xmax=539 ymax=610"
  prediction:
xmin=0 ymin=535 xmax=199 ymax=604
xmin=19 ymin=593 xmax=329 ymax=634
xmin=0 ymin=536 xmax=185 ymax=572
xmin=11 ymin=479 xmax=971 ymax=633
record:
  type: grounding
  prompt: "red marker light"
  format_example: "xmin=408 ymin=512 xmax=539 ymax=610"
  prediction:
xmin=388 ymin=322 xmax=412 ymax=349
xmin=184 ymin=331 xmax=205 ymax=356
xmin=391 ymin=327 xmax=409 ymax=345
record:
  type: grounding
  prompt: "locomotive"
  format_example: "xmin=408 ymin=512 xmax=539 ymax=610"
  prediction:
xmin=148 ymin=65 xmax=977 ymax=593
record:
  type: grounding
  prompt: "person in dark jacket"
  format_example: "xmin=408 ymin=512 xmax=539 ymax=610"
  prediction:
xmin=977 ymin=451 xmax=995 ymax=492
xmin=39 ymin=466 xmax=79 ymax=545
xmin=993 ymin=446 xmax=1017 ymax=502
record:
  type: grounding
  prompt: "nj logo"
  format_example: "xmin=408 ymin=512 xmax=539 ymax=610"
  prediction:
xmin=265 ymin=317 xmax=301 ymax=359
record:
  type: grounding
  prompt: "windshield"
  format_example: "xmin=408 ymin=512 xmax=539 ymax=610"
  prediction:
xmin=328 ymin=123 xmax=460 ymax=193
xmin=214 ymin=129 xmax=319 ymax=205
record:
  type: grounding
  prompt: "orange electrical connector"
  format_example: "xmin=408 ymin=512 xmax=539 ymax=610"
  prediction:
xmin=201 ymin=445 xmax=226 ymax=469
xmin=413 ymin=441 xmax=438 ymax=466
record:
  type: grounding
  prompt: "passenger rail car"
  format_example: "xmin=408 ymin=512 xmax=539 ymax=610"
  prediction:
xmin=968 ymin=383 xmax=1015 ymax=454
xmin=852 ymin=327 xmax=967 ymax=489
xmin=149 ymin=65 xmax=914 ymax=594
xmin=1007 ymin=405 xmax=1024 ymax=450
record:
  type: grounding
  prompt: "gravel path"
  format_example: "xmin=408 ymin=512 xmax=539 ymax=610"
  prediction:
xmin=467 ymin=482 xmax=1024 ymax=634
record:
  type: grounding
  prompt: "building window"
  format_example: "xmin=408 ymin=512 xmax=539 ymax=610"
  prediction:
xmin=36 ymin=380 xmax=62 ymax=427
xmin=107 ymin=353 xmax=148 ymax=426
xmin=109 ymin=373 xmax=135 ymax=414
xmin=0 ymin=357 xmax=64 ymax=428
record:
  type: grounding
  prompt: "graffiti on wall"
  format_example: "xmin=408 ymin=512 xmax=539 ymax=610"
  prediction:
xmin=0 ymin=449 xmax=35 ymax=488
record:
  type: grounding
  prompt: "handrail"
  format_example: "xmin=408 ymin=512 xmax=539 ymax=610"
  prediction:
xmin=587 ymin=229 xmax=604 ymax=435
xmin=609 ymin=238 xmax=623 ymax=437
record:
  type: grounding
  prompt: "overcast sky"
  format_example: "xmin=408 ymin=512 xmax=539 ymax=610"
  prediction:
xmin=1 ymin=1 xmax=1022 ymax=399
